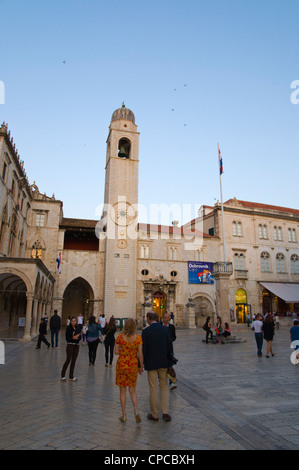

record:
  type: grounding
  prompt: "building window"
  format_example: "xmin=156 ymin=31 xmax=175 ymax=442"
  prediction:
xmin=232 ymin=221 xmax=242 ymax=237
xmin=195 ymin=249 xmax=204 ymax=261
xmin=234 ymin=253 xmax=245 ymax=270
xmin=141 ymin=269 xmax=149 ymax=276
xmin=288 ymin=228 xmax=297 ymax=243
xmin=258 ymin=224 xmax=268 ymax=239
xmin=1 ymin=162 xmax=7 ymax=181
xmin=11 ymin=178 xmax=16 ymax=197
xmin=291 ymin=254 xmax=299 ymax=274
xmin=170 ymin=270 xmax=178 ymax=277
xmin=274 ymin=226 xmax=282 ymax=241
xmin=168 ymin=246 xmax=179 ymax=261
xmin=36 ymin=213 xmax=46 ymax=227
xmin=276 ymin=253 xmax=285 ymax=273
xmin=261 ymin=251 xmax=270 ymax=272
xmin=140 ymin=244 xmax=150 ymax=259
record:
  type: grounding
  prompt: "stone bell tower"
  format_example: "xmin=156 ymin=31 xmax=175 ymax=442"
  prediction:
xmin=102 ymin=104 xmax=139 ymax=320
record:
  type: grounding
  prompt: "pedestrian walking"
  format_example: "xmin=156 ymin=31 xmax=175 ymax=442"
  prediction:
xmin=262 ymin=313 xmax=275 ymax=358
xmin=161 ymin=312 xmax=177 ymax=390
xmin=203 ymin=316 xmax=213 ymax=343
xmin=36 ymin=318 xmax=50 ymax=349
xmin=82 ymin=322 xmax=88 ymax=344
xmin=115 ymin=318 xmax=143 ymax=423
xmin=251 ymin=313 xmax=263 ymax=357
xmin=103 ymin=316 xmax=117 ymax=367
xmin=50 ymin=309 xmax=61 ymax=348
xmin=61 ymin=317 xmax=81 ymax=381
xmin=77 ymin=313 xmax=84 ymax=332
xmin=290 ymin=320 xmax=299 ymax=364
xmin=290 ymin=320 xmax=299 ymax=348
xmin=86 ymin=315 xmax=102 ymax=365
xmin=142 ymin=311 xmax=173 ymax=422
xmin=99 ymin=314 xmax=107 ymax=333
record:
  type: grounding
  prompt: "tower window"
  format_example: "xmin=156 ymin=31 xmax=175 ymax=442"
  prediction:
xmin=118 ymin=138 xmax=131 ymax=158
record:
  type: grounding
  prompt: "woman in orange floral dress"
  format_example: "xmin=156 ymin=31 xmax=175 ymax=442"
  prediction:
xmin=115 ymin=318 xmax=143 ymax=423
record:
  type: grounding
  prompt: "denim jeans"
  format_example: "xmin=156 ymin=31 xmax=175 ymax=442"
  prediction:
xmin=51 ymin=328 xmax=59 ymax=347
xmin=255 ymin=332 xmax=263 ymax=355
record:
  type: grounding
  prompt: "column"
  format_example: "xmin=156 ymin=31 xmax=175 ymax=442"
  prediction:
xmin=185 ymin=297 xmax=196 ymax=329
xmin=23 ymin=292 xmax=34 ymax=342
xmin=31 ymin=297 xmax=39 ymax=335
xmin=214 ymin=272 xmax=232 ymax=325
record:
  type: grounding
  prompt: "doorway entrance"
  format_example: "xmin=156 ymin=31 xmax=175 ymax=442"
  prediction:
xmin=152 ymin=291 xmax=166 ymax=321
xmin=235 ymin=288 xmax=250 ymax=323
xmin=236 ymin=303 xmax=252 ymax=323
xmin=62 ymin=277 xmax=94 ymax=326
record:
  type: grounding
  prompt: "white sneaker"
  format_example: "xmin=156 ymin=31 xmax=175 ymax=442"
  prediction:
xmin=69 ymin=377 xmax=78 ymax=382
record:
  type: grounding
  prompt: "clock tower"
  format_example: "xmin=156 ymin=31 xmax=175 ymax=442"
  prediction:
xmin=102 ymin=104 xmax=139 ymax=320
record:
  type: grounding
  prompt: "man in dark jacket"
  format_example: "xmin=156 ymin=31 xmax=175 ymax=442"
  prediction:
xmin=50 ymin=310 xmax=61 ymax=348
xmin=161 ymin=312 xmax=177 ymax=390
xmin=36 ymin=318 xmax=50 ymax=349
xmin=142 ymin=311 xmax=173 ymax=422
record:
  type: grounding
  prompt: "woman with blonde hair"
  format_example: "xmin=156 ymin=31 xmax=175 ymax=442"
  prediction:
xmin=115 ymin=318 xmax=143 ymax=423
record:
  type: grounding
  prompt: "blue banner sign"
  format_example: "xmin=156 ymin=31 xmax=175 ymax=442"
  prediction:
xmin=188 ymin=261 xmax=215 ymax=284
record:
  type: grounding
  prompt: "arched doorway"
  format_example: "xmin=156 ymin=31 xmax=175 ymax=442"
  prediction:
xmin=152 ymin=291 xmax=166 ymax=321
xmin=193 ymin=295 xmax=214 ymax=328
xmin=0 ymin=273 xmax=27 ymax=333
xmin=235 ymin=288 xmax=251 ymax=323
xmin=62 ymin=277 xmax=94 ymax=326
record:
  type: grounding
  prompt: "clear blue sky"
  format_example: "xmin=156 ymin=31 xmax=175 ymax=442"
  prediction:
xmin=1 ymin=0 xmax=298 ymax=225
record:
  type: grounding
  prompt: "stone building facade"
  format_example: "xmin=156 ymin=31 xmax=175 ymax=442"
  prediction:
xmin=0 ymin=107 xmax=298 ymax=340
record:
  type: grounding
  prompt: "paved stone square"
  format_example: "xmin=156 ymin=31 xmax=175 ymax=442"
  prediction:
xmin=0 ymin=323 xmax=299 ymax=451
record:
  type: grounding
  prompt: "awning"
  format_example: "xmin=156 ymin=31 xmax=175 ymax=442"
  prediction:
xmin=259 ymin=282 xmax=299 ymax=303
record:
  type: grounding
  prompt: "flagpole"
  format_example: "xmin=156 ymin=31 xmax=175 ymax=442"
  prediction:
xmin=218 ymin=143 xmax=227 ymax=262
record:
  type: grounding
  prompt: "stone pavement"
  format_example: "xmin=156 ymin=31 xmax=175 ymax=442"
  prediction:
xmin=1 ymin=323 xmax=299 ymax=451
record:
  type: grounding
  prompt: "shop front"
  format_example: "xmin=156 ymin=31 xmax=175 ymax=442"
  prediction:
xmin=235 ymin=288 xmax=251 ymax=323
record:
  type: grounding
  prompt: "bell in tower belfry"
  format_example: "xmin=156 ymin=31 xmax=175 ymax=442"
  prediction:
xmin=118 ymin=138 xmax=130 ymax=158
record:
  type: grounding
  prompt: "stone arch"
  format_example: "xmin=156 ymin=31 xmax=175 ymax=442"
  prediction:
xmin=192 ymin=293 xmax=215 ymax=328
xmin=0 ymin=271 xmax=28 ymax=332
xmin=61 ymin=277 xmax=95 ymax=326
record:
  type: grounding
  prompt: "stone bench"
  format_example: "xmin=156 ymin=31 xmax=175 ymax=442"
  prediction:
xmin=202 ymin=334 xmax=247 ymax=344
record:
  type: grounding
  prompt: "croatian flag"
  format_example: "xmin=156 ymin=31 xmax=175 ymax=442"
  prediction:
xmin=218 ymin=146 xmax=223 ymax=175
xmin=56 ymin=252 xmax=61 ymax=274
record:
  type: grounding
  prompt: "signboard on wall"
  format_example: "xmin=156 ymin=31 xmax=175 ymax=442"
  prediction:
xmin=188 ymin=262 xmax=215 ymax=284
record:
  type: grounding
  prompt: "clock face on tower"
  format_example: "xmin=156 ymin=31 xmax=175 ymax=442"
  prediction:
xmin=110 ymin=201 xmax=137 ymax=226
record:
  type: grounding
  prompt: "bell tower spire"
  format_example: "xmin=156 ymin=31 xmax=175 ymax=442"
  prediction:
xmin=102 ymin=105 xmax=140 ymax=320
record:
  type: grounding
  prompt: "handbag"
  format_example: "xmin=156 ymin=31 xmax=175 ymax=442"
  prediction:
xmin=167 ymin=365 xmax=177 ymax=383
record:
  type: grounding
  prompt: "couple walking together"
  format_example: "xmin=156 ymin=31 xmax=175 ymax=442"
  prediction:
xmin=115 ymin=311 xmax=173 ymax=423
